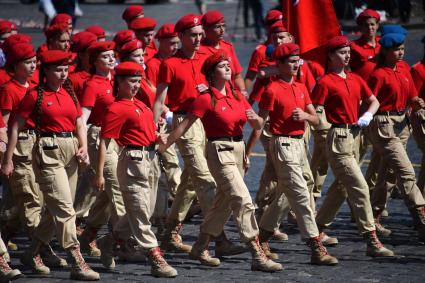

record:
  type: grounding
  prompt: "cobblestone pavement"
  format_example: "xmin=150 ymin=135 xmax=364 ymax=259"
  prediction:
xmin=1 ymin=1 xmax=425 ymax=282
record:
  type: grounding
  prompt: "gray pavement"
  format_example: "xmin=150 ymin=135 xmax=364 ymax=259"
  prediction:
xmin=1 ymin=1 xmax=425 ymax=282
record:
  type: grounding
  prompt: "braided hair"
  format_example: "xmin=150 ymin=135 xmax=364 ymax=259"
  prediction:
xmin=33 ymin=65 xmax=79 ymax=135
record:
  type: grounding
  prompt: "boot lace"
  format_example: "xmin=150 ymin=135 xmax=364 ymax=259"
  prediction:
xmin=72 ymin=248 xmax=91 ymax=272
xmin=311 ymin=237 xmax=329 ymax=256
xmin=255 ymin=238 xmax=268 ymax=260
xmin=34 ymin=254 xmax=46 ymax=268
xmin=0 ymin=256 xmax=12 ymax=272
xmin=150 ymin=247 xmax=168 ymax=268
xmin=369 ymin=231 xmax=384 ymax=249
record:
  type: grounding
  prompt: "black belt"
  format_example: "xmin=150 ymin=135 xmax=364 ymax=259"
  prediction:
xmin=208 ymin=135 xmax=243 ymax=142
xmin=376 ymin=110 xmax=406 ymax=116
xmin=40 ymin=132 xmax=73 ymax=138
xmin=17 ymin=129 xmax=36 ymax=140
xmin=275 ymin=134 xmax=304 ymax=139
xmin=126 ymin=144 xmax=156 ymax=151
xmin=174 ymin=110 xmax=187 ymax=115
xmin=331 ymin=124 xmax=359 ymax=129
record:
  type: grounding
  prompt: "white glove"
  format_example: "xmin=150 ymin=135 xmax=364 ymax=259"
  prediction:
xmin=165 ymin=111 xmax=173 ymax=126
xmin=357 ymin=112 xmax=373 ymax=128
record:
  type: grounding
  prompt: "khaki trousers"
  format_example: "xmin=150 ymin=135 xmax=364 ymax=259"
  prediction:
xmin=201 ymin=140 xmax=258 ymax=241
xmin=316 ymin=127 xmax=375 ymax=233
xmin=8 ymin=131 xmax=43 ymax=237
xmin=260 ymin=136 xmax=318 ymax=239
xmin=33 ymin=136 xmax=80 ymax=249
xmin=310 ymin=106 xmax=331 ymax=198
xmin=410 ymin=109 xmax=425 ymax=197
xmin=166 ymin=115 xmax=216 ymax=224
xmin=369 ymin=114 xmax=425 ymax=211
xmin=85 ymin=126 xmax=126 ymax=230
xmin=116 ymin=148 xmax=159 ymax=249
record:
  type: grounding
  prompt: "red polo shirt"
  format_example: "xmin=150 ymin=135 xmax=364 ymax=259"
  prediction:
xmin=0 ymin=115 xmax=4 ymax=128
xmin=144 ymin=41 xmax=157 ymax=62
xmin=101 ymin=98 xmax=156 ymax=147
xmin=297 ymin=61 xmax=316 ymax=92
xmin=158 ymin=49 xmax=208 ymax=112
xmin=189 ymin=84 xmax=250 ymax=138
xmin=313 ymin=72 xmax=373 ymax=124
xmin=201 ymin=40 xmax=243 ymax=76
xmin=80 ymin=75 xmax=114 ymax=127
xmin=146 ymin=55 xmax=162 ymax=86
xmin=0 ymin=79 xmax=35 ymax=129
xmin=411 ymin=60 xmax=425 ymax=92
xmin=248 ymin=44 xmax=275 ymax=103
xmin=368 ymin=66 xmax=417 ymax=112
xmin=0 ymin=69 xmax=12 ymax=87
xmin=69 ymin=70 xmax=91 ymax=101
xmin=136 ymin=79 xmax=156 ymax=109
xmin=259 ymin=79 xmax=312 ymax=136
xmin=350 ymin=36 xmax=381 ymax=80
xmin=18 ymin=86 xmax=82 ymax=132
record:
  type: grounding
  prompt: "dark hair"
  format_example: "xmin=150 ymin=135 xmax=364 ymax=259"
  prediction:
xmin=33 ymin=64 xmax=78 ymax=135
xmin=205 ymin=69 xmax=240 ymax=107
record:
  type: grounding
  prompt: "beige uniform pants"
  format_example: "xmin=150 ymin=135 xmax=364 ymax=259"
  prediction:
xmin=9 ymin=131 xmax=43 ymax=237
xmin=116 ymin=148 xmax=159 ymax=249
xmin=369 ymin=114 xmax=425 ymax=211
xmin=201 ymin=140 xmax=258 ymax=241
xmin=84 ymin=126 xmax=126 ymax=230
xmin=260 ymin=136 xmax=318 ymax=239
xmin=166 ymin=115 xmax=216 ymax=224
xmin=33 ymin=136 xmax=80 ymax=249
xmin=310 ymin=106 xmax=331 ymax=198
xmin=153 ymin=123 xmax=182 ymax=219
xmin=411 ymin=109 xmax=425 ymax=196
xmin=315 ymin=127 xmax=375 ymax=233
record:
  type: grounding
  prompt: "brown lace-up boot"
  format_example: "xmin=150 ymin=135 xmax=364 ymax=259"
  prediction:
xmin=20 ymin=240 xmax=50 ymax=275
xmin=0 ymin=253 xmax=22 ymax=281
xmin=259 ymin=228 xmax=278 ymax=260
xmin=79 ymin=227 xmax=101 ymax=257
xmin=247 ymin=237 xmax=283 ymax=272
xmin=148 ymin=247 xmax=178 ymax=278
xmin=363 ymin=230 xmax=394 ymax=257
xmin=161 ymin=221 xmax=192 ymax=253
xmin=189 ymin=233 xmax=220 ymax=267
xmin=40 ymin=243 xmax=68 ymax=267
xmin=67 ymin=245 xmax=100 ymax=281
xmin=307 ymin=236 xmax=338 ymax=266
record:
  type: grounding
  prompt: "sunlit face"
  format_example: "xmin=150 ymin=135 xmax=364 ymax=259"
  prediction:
xmin=384 ymin=44 xmax=405 ymax=64
xmin=205 ymin=22 xmax=226 ymax=41
xmin=359 ymin=18 xmax=379 ymax=38
xmin=159 ymin=36 xmax=180 ymax=57
xmin=44 ymin=64 xmax=69 ymax=86
xmin=118 ymin=75 xmax=141 ymax=98
xmin=127 ymin=48 xmax=145 ymax=66
xmin=213 ymin=59 xmax=232 ymax=82
xmin=277 ymin=55 xmax=300 ymax=77
xmin=272 ymin=32 xmax=293 ymax=47
xmin=14 ymin=56 xmax=37 ymax=79
xmin=49 ymin=32 xmax=71 ymax=52
xmin=329 ymin=46 xmax=351 ymax=68
xmin=94 ymin=50 xmax=115 ymax=73
xmin=135 ymin=30 xmax=155 ymax=47
xmin=180 ymin=25 xmax=204 ymax=52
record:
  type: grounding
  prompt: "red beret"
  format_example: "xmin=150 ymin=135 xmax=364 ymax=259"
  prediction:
xmin=274 ymin=43 xmax=300 ymax=59
xmin=175 ymin=14 xmax=202 ymax=33
xmin=6 ymin=42 xmax=36 ymax=66
xmin=87 ymin=41 xmax=115 ymax=56
xmin=265 ymin=10 xmax=283 ymax=26
xmin=0 ymin=20 xmax=17 ymax=34
xmin=39 ymin=50 xmax=72 ymax=65
xmin=51 ymin=13 xmax=72 ymax=26
xmin=155 ymin=23 xmax=178 ymax=39
xmin=269 ymin=21 xmax=287 ymax=34
xmin=122 ymin=5 xmax=144 ymax=23
xmin=115 ymin=61 xmax=144 ymax=76
xmin=356 ymin=9 xmax=380 ymax=25
xmin=327 ymin=35 xmax=350 ymax=51
xmin=201 ymin=10 xmax=225 ymax=27
xmin=119 ymin=40 xmax=143 ymax=59
xmin=71 ymin=31 xmax=97 ymax=53
xmin=130 ymin=17 xmax=157 ymax=31
xmin=85 ymin=25 xmax=106 ymax=39
xmin=1 ymin=34 xmax=32 ymax=55
xmin=45 ymin=23 xmax=69 ymax=40
xmin=201 ymin=50 xmax=229 ymax=75
xmin=113 ymin=30 xmax=136 ymax=49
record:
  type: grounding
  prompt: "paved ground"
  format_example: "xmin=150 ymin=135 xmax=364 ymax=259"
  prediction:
xmin=1 ymin=1 xmax=425 ymax=282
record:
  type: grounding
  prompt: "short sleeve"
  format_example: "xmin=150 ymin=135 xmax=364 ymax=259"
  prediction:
xmin=101 ymin=106 xmax=124 ymax=139
xmin=229 ymin=45 xmax=243 ymax=75
xmin=311 ymin=80 xmax=328 ymax=105
xmin=357 ymin=76 xmax=373 ymax=100
xmin=17 ymin=91 xmax=36 ymax=121
xmin=0 ymin=86 xmax=14 ymax=111
xmin=146 ymin=60 xmax=159 ymax=86
xmin=247 ymin=47 xmax=264 ymax=73
xmin=189 ymin=94 xmax=211 ymax=118
xmin=301 ymin=84 xmax=313 ymax=105
xmin=410 ymin=67 xmax=424 ymax=92
xmin=80 ymin=81 xmax=98 ymax=108
xmin=0 ymin=115 xmax=5 ymax=128
xmin=407 ymin=72 xmax=418 ymax=99
xmin=158 ymin=60 xmax=174 ymax=85
xmin=258 ymin=86 xmax=275 ymax=111
xmin=367 ymin=72 xmax=383 ymax=96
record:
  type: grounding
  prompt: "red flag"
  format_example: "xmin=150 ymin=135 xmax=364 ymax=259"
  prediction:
xmin=283 ymin=0 xmax=341 ymax=64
